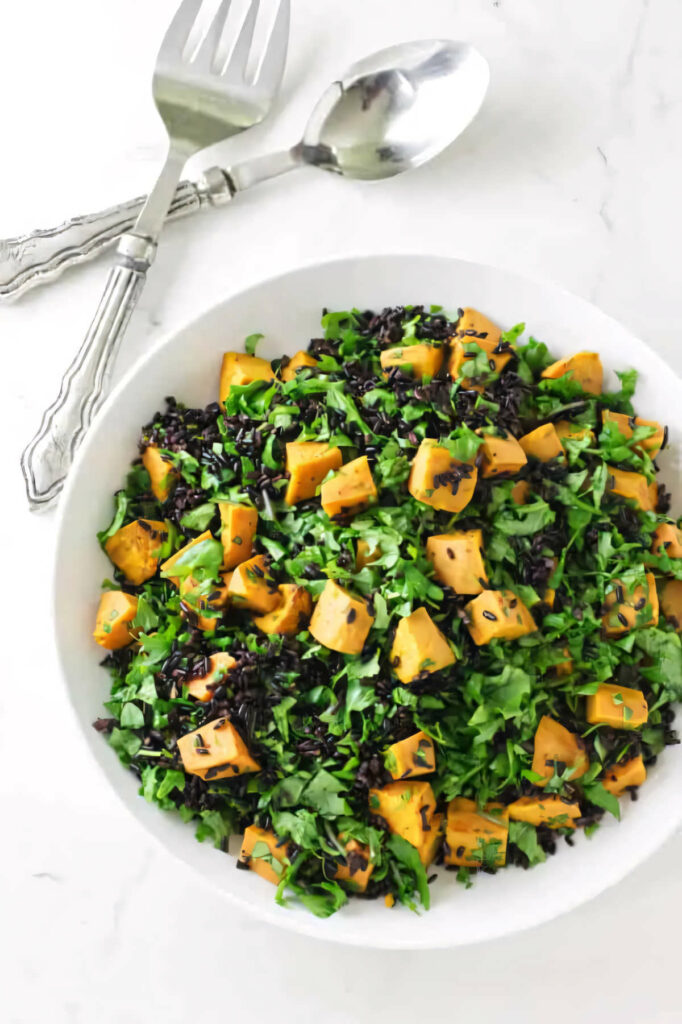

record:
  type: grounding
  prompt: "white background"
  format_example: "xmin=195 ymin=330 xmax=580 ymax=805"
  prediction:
xmin=2 ymin=0 xmax=682 ymax=1021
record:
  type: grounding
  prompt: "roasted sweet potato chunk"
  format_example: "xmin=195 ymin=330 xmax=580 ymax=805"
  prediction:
xmin=602 ymin=756 xmax=647 ymax=796
xmin=252 ymin=584 xmax=312 ymax=635
xmin=177 ymin=717 xmax=260 ymax=781
xmin=602 ymin=409 xmax=665 ymax=457
xmin=651 ymin=523 xmax=682 ymax=558
xmin=519 ymin=423 xmax=564 ymax=462
xmin=334 ymin=838 xmax=374 ymax=892
xmin=408 ymin=439 xmax=477 ymax=513
xmin=309 ymin=580 xmax=374 ymax=654
xmin=219 ymin=502 xmax=258 ymax=569
xmin=586 ymin=683 xmax=648 ymax=730
xmin=602 ymin=573 xmax=659 ymax=635
xmin=531 ymin=716 xmax=588 ymax=786
xmin=228 ymin=555 xmax=280 ymax=614
xmin=219 ymin=352 xmax=273 ymax=405
xmin=320 ymin=455 xmax=378 ymax=519
xmin=541 ymin=351 xmax=603 ymax=394
xmin=661 ymin=579 xmax=682 ymax=630
xmin=284 ymin=442 xmax=343 ymax=505
xmin=93 ymin=590 xmax=138 ymax=650
xmin=444 ymin=798 xmax=508 ymax=868
xmin=380 ymin=343 xmax=444 ymax=379
xmin=141 ymin=445 xmax=178 ymax=502
xmin=390 ymin=607 xmax=455 ymax=683
xmin=426 ymin=529 xmax=487 ymax=595
xmin=508 ymin=796 xmax=580 ymax=829
xmin=385 ymin=731 xmax=435 ymax=780
xmin=479 ymin=432 xmax=528 ymax=478
xmin=606 ymin=466 xmax=658 ymax=512
xmin=105 ymin=519 xmax=168 ymax=585
xmin=281 ymin=350 xmax=317 ymax=382
xmin=464 ymin=589 xmax=536 ymax=645
xmin=369 ymin=781 xmax=441 ymax=864
xmin=186 ymin=653 xmax=236 ymax=702
xmin=239 ymin=826 xmax=290 ymax=885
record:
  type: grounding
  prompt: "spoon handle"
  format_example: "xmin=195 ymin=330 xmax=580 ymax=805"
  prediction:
xmin=0 ymin=151 xmax=299 ymax=302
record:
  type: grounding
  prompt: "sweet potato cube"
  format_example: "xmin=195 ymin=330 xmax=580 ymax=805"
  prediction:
xmin=177 ymin=717 xmax=260 ymax=781
xmin=390 ymin=607 xmax=455 ymax=683
xmin=334 ymin=838 xmax=374 ymax=892
xmin=602 ymin=409 xmax=665 ymax=457
xmin=252 ymin=584 xmax=312 ymax=635
xmin=531 ymin=716 xmax=589 ymax=786
xmin=465 ymin=589 xmax=536 ymax=645
xmin=652 ymin=523 xmax=682 ymax=558
xmin=281 ymin=350 xmax=317 ymax=383
xmin=105 ymin=519 xmax=168 ymax=585
xmin=320 ymin=455 xmax=378 ymax=519
xmin=602 ymin=755 xmax=647 ymax=796
xmin=284 ymin=441 xmax=343 ymax=505
xmin=606 ymin=466 xmax=658 ymax=512
xmin=426 ymin=529 xmax=487 ymax=595
xmin=160 ymin=530 xmax=214 ymax=588
xmin=141 ymin=445 xmax=178 ymax=502
xmin=555 ymin=647 xmax=573 ymax=677
xmin=479 ymin=433 xmax=527 ymax=478
xmin=308 ymin=580 xmax=374 ymax=654
xmin=219 ymin=502 xmax=258 ymax=569
xmin=519 ymin=423 xmax=564 ymax=462
xmin=239 ymin=825 xmax=290 ymax=885
xmin=510 ymin=480 xmax=531 ymax=505
xmin=408 ymin=439 xmax=478 ymax=513
xmin=369 ymin=781 xmax=437 ymax=853
xmin=186 ymin=652 xmax=236 ymax=702
xmin=554 ymin=420 xmax=595 ymax=443
xmin=508 ymin=795 xmax=580 ymax=829
xmin=661 ymin=579 xmax=682 ymax=630
xmin=541 ymin=351 xmax=603 ymax=395
xmin=219 ymin=352 xmax=273 ymax=405
xmin=385 ymin=731 xmax=435 ymax=780
xmin=356 ymin=539 xmax=380 ymax=570
xmin=444 ymin=798 xmax=508 ymax=868
xmin=380 ymin=343 xmax=444 ymax=379
xmin=448 ymin=308 xmax=513 ymax=385
xmin=602 ymin=573 xmax=659 ymax=635
xmin=416 ymin=812 xmax=444 ymax=867
xmin=228 ymin=555 xmax=281 ymax=614
xmin=93 ymin=590 xmax=139 ymax=650
xmin=179 ymin=572 xmax=232 ymax=632
xmin=586 ymin=683 xmax=648 ymax=730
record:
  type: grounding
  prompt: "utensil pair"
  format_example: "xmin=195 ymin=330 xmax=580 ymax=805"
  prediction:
xmin=18 ymin=0 xmax=489 ymax=509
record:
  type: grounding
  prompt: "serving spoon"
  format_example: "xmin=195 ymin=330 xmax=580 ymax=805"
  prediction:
xmin=2 ymin=39 xmax=490 ymax=302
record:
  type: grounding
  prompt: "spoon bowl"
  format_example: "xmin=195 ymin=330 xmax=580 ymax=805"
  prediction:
xmin=301 ymin=40 xmax=490 ymax=180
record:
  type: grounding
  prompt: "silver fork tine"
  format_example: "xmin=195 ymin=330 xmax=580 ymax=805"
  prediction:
xmin=192 ymin=0 xmax=232 ymax=70
xmin=158 ymin=0 xmax=204 ymax=61
xmin=252 ymin=0 xmax=290 ymax=90
xmin=224 ymin=0 xmax=260 ymax=79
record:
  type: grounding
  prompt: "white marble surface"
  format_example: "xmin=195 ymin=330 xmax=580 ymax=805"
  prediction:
xmin=2 ymin=0 xmax=682 ymax=1020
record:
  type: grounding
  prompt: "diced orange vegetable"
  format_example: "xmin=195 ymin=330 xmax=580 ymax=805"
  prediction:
xmin=416 ymin=813 xmax=444 ymax=868
xmin=142 ymin=445 xmax=178 ymax=502
xmin=586 ymin=683 xmax=648 ymax=730
xmin=408 ymin=439 xmax=478 ymax=513
xmin=179 ymin=572 xmax=232 ymax=633
xmin=187 ymin=653 xmax=236 ymax=702
xmin=444 ymin=798 xmax=508 ymax=868
xmin=602 ymin=409 xmax=665 ymax=457
xmin=510 ymin=480 xmax=531 ymax=505
xmin=390 ymin=607 xmax=455 ymax=683
xmin=531 ymin=716 xmax=589 ymax=786
xmin=661 ymin=579 xmax=682 ymax=630
xmin=464 ymin=589 xmax=536 ymax=645
xmin=281 ymin=350 xmax=317 ymax=383
xmin=93 ymin=590 xmax=139 ymax=650
xmin=219 ymin=352 xmax=273 ymax=405
xmin=380 ymin=343 xmax=444 ymax=379
xmin=219 ymin=502 xmax=258 ymax=569
xmin=160 ymin=530 xmax=214 ymax=588
xmin=334 ymin=838 xmax=374 ymax=892
xmin=602 ymin=755 xmax=647 ymax=796
xmin=385 ymin=893 xmax=395 ymax=908
xmin=652 ymin=523 xmax=682 ymax=558
xmin=177 ymin=717 xmax=260 ymax=781
xmin=284 ymin=442 xmax=343 ymax=505
xmin=320 ymin=455 xmax=378 ymax=519
xmin=308 ymin=580 xmax=374 ymax=654
xmin=239 ymin=825 xmax=291 ymax=885
xmin=369 ymin=781 xmax=438 ymax=858
xmin=105 ymin=519 xmax=168 ymax=585
xmin=356 ymin=539 xmax=380 ymax=570
xmin=508 ymin=795 xmax=581 ymax=829
xmin=519 ymin=423 xmax=564 ymax=462
xmin=554 ymin=420 xmax=595 ymax=443
xmin=479 ymin=433 xmax=528 ymax=478
xmin=555 ymin=647 xmax=573 ymax=677
xmin=426 ymin=529 xmax=487 ymax=595
xmin=541 ymin=351 xmax=603 ymax=395
xmin=602 ymin=573 xmax=659 ymax=635
xmin=447 ymin=308 xmax=513 ymax=386
xmin=252 ymin=584 xmax=312 ymax=635
xmin=228 ymin=555 xmax=281 ymax=614
xmin=385 ymin=731 xmax=435 ymax=780
xmin=606 ymin=466 xmax=658 ymax=512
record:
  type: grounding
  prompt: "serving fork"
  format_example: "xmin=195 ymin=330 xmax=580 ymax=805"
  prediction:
xmin=21 ymin=0 xmax=289 ymax=510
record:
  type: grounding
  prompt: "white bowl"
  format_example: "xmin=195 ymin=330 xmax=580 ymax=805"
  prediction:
xmin=55 ymin=254 xmax=682 ymax=949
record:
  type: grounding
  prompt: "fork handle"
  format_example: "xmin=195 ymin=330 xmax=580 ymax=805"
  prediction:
xmin=1 ymin=167 xmax=233 ymax=301
xmin=20 ymin=236 xmax=158 ymax=509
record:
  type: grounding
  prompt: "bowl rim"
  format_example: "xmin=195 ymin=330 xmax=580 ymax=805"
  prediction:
xmin=53 ymin=251 xmax=682 ymax=949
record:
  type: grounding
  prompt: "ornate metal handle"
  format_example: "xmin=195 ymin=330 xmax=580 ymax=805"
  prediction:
xmin=1 ymin=167 xmax=233 ymax=301
xmin=20 ymin=235 xmax=157 ymax=509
